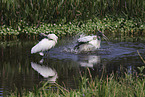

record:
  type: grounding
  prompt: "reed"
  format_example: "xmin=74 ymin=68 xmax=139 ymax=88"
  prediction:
xmin=9 ymin=67 xmax=145 ymax=97
xmin=0 ymin=0 xmax=144 ymax=28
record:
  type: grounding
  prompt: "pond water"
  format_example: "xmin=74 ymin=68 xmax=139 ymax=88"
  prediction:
xmin=0 ymin=36 xmax=145 ymax=96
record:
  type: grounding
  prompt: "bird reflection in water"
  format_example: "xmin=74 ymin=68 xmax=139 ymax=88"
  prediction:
xmin=31 ymin=62 xmax=58 ymax=83
xmin=78 ymin=55 xmax=101 ymax=68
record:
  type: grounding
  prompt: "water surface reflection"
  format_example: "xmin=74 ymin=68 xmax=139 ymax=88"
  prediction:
xmin=0 ymin=37 xmax=145 ymax=96
xmin=78 ymin=55 xmax=100 ymax=68
xmin=31 ymin=62 xmax=58 ymax=83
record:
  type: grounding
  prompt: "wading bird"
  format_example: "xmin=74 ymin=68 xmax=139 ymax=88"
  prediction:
xmin=31 ymin=33 xmax=58 ymax=56
xmin=74 ymin=31 xmax=108 ymax=52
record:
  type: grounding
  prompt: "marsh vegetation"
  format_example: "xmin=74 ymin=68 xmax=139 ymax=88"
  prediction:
xmin=0 ymin=0 xmax=145 ymax=96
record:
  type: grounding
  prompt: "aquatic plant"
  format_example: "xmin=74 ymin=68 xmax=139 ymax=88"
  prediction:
xmin=0 ymin=17 xmax=144 ymax=41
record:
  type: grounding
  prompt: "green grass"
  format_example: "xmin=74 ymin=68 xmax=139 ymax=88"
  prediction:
xmin=9 ymin=68 xmax=145 ymax=97
xmin=1 ymin=0 xmax=144 ymax=28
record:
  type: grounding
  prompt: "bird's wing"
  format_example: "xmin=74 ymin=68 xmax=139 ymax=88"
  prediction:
xmin=74 ymin=36 xmax=96 ymax=50
xmin=77 ymin=36 xmax=96 ymax=43
xmin=31 ymin=39 xmax=51 ymax=54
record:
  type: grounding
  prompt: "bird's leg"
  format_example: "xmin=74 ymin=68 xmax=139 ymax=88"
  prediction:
xmin=39 ymin=59 xmax=44 ymax=63
xmin=39 ymin=52 xmax=44 ymax=56
xmin=43 ymin=50 xmax=50 ymax=57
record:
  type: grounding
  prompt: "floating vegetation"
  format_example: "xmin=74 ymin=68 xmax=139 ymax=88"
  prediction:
xmin=0 ymin=0 xmax=144 ymax=41
xmin=0 ymin=17 xmax=144 ymax=41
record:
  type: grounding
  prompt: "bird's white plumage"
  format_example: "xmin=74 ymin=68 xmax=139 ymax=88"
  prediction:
xmin=31 ymin=39 xmax=56 ymax=53
xmin=76 ymin=44 xmax=96 ymax=52
xmin=89 ymin=39 xmax=101 ymax=48
xmin=75 ymin=35 xmax=101 ymax=52
xmin=77 ymin=35 xmax=97 ymax=43
xmin=31 ymin=34 xmax=58 ymax=55
xmin=47 ymin=34 xmax=58 ymax=43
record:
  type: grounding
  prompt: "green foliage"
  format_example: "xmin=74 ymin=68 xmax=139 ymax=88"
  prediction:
xmin=0 ymin=0 xmax=144 ymax=28
xmin=0 ymin=17 xmax=144 ymax=40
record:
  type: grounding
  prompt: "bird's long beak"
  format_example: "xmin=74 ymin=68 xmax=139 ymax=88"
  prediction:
xmin=102 ymin=34 xmax=108 ymax=41
xmin=102 ymin=34 xmax=109 ymax=44
xmin=97 ymin=31 xmax=109 ymax=43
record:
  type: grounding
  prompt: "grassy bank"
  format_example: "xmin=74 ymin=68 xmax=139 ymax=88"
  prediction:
xmin=10 ymin=67 xmax=145 ymax=97
xmin=10 ymin=75 xmax=145 ymax=97
xmin=0 ymin=17 xmax=144 ymax=41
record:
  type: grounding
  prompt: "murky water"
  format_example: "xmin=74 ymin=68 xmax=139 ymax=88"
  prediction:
xmin=0 ymin=37 xmax=145 ymax=96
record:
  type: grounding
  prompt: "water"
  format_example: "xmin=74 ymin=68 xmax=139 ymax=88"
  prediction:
xmin=0 ymin=37 xmax=145 ymax=96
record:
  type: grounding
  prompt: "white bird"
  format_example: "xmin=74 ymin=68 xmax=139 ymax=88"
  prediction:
xmin=31 ymin=33 xmax=58 ymax=56
xmin=74 ymin=31 xmax=108 ymax=52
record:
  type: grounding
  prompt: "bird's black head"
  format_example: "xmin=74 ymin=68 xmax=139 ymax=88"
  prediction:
xmin=96 ymin=31 xmax=108 ymax=41
xmin=97 ymin=31 xmax=103 ymax=37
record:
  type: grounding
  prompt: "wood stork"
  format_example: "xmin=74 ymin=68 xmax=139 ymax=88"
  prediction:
xmin=31 ymin=33 xmax=58 ymax=56
xmin=74 ymin=31 xmax=108 ymax=52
